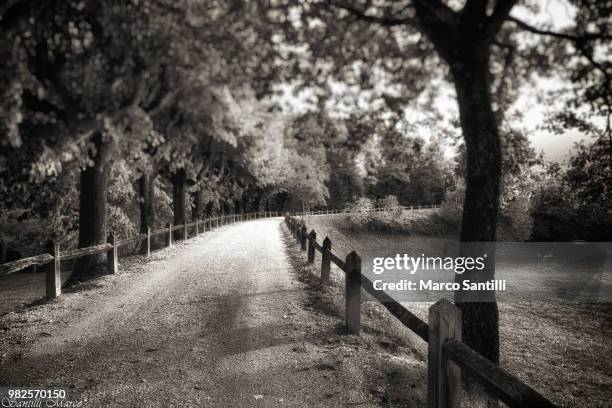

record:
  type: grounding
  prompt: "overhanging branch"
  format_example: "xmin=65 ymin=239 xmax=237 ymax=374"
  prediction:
xmin=507 ymin=15 xmax=612 ymax=42
xmin=486 ymin=0 xmax=518 ymax=38
xmin=508 ymin=15 xmax=611 ymax=80
xmin=410 ymin=0 xmax=457 ymax=27
xmin=330 ymin=1 xmax=416 ymax=27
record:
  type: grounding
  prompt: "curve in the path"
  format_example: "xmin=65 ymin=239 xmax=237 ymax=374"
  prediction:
xmin=0 ymin=219 xmax=376 ymax=407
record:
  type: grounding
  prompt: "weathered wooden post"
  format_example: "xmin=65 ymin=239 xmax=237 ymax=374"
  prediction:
xmin=146 ymin=227 xmax=151 ymax=256
xmin=183 ymin=223 xmax=188 ymax=240
xmin=107 ymin=234 xmax=118 ymax=274
xmin=307 ymin=230 xmax=316 ymax=263
xmin=166 ymin=222 xmax=173 ymax=246
xmin=427 ymin=299 xmax=461 ymax=408
xmin=300 ymin=225 xmax=307 ymax=250
xmin=321 ymin=237 xmax=331 ymax=285
xmin=45 ymin=240 xmax=61 ymax=299
xmin=344 ymin=251 xmax=361 ymax=335
xmin=196 ymin=220 xmax=199 ymax=235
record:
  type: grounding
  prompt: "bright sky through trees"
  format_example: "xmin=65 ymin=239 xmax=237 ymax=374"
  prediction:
xmin=272 ymin=0 xmax=607 ymax=161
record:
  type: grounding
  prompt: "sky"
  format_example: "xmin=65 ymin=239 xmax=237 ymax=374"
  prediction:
xmin=506 ymin=0 xmax=597 ymax=161
xmin=272 ymin=0 xmax=602 ymax=163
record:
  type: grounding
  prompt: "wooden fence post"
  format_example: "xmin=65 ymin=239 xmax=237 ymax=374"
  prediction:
xmin=45 ymin=240 xmax=61 ymax=299
xmin=146 ymin=227 xmax=151 ymax=256
xmin=427 ymin=299 xmax=461 ymax=408
xmin=345 ymin=251 xmax=361 ymax=335
xmin=321 ymin=237 xmax=331 ymax=285
xmin=307 ymin=230 xmax=316 ymax=263
xmin=167 ymin=222 xmax=173 ymax=246
xmin=300 ymin=225 xmax=307 ymax=250
xmin=107 ymin=234 xmax=118 ymax=274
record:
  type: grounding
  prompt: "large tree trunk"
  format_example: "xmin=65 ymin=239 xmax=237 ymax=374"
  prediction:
xmin=411 ymin=2 xmax=508 ymax=380
xmin=138 ymin=173 xmax=155 ymax=233
xmin=172 ymin=169 xmax=187 ymax=237
xmin=193 ymin=190 xmax=206 ymax=219
xmin=75 ymin=132 xmax=111 ymax=278
xmin=450 ymin=47 xmax=502 ymax=366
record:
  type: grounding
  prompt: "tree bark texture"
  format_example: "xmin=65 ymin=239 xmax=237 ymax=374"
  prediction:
xmin=411 ymin=1 xmax=503 ymax=365
xmin=138 ymin=173 xmax=155 ymax=234
xmin=75 ymin=132 xmax=111 ymax=277
xmin=449 ymin=47 xmax=501 ymax=366
xmin=172 ymin=169 xmax=187 ymax=238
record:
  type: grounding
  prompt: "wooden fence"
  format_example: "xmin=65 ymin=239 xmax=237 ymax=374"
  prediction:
xmin=294 ymin=204 xmax=439 ymax=216
xmin=285 ymin=215 xmax=558 ymax=408
xmin=0 ymin=211 xmax=279 ymax=300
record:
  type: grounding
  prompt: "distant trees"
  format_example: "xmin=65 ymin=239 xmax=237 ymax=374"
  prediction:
xmin=565 ymin=137 xmax=612 ymax=212
xmin=368 ymin=129 xmax=449 ymax=205
xmin=531 ymin=137 xmax=612 ymax=241
xmin=278 ymin=110 xmax=453 ymax=210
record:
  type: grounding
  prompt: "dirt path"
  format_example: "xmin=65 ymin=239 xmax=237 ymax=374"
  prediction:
xmin=0 ymin=219 xmax=385 ymax=407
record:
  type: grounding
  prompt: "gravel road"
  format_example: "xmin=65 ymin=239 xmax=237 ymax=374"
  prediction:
xmin=0 ymin=219 xmax=382 ymax=407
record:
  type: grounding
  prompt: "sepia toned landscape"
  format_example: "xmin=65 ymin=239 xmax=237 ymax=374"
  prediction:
xmin=1 ymin=0 xmax=610 ymax=407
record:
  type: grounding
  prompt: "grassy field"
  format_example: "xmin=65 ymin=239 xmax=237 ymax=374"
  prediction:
xmin=300 ymin=211 xmax=611 ymax=407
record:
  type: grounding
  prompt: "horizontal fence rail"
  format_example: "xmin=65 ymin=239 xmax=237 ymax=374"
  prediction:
xmin=444 ymin=339 xmax=557 ymax=408
xmin=0 ymin=253 xmax=55 ymax=276
xmin=289 ymin=204 xmax=439 ymax=217
xmin=285 ymin=214 xmax=558 ymax=408
xmin=60 ymin=243 xmax=113 ymax=261
xmin=0 ymin=211 xmax=280 ymax=301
